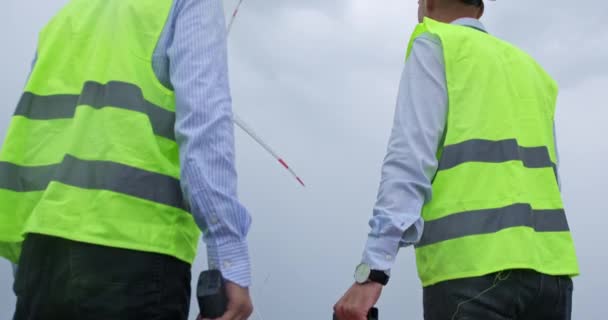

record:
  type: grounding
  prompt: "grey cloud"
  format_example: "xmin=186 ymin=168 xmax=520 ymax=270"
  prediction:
xmin=485 ymin=0 xmax=608 ymax=89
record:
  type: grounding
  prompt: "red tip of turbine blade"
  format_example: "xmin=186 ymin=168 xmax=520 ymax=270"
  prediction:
xmin=296 ymin=177 xmax=306 ymax=187
xmin=278 ymin=159 xmax=289 ymax=169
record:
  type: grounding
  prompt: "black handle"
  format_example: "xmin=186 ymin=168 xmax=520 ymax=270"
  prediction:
xmin=197 ymin=270 xmax=228 ymax=318
xmin=333 ymin=307 xmax=379 ymax=320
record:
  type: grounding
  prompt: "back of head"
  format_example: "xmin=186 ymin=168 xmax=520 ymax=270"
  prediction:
xmin=418 ymin=0 xmax=486 ymax=23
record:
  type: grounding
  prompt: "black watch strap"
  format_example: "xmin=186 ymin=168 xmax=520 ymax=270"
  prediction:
xmin=368 ymin=270 xmax=389 ymax=286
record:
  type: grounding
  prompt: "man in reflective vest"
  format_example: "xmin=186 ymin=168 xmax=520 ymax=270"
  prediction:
xmin=1 ymin=1 xmax=254 ymax=319
xmin=334 ymin=0 xmax=579 ymax=319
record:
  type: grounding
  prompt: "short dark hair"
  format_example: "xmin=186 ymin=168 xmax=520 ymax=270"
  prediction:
xmin=461 ymin=0 xmax=483 ymax=7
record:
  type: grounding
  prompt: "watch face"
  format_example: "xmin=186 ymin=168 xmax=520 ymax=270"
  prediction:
xmin=354 ymin=263 xmax=371 ymax=284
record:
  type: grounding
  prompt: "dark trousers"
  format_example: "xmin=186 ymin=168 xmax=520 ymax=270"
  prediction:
xmin=423 ymin=269 xmax=573 ymax=320
xmin=13 ymin=234 xmax=191 ymax=320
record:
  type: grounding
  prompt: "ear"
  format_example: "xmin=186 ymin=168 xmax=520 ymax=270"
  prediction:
xmin=477 ymin=1 xmax=485 ymax=18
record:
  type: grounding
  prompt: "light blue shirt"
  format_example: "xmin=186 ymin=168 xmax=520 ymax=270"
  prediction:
xmin=362 ymin=18 xmax=561 ymax=273
xmin=163 ymin=0 xmax=252 ymax=288
xmin=24 ymin=0 xmax=252 ymax=287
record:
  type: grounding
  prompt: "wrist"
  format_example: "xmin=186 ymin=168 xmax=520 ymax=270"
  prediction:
xmin=362 ymin=236 xmax=399 ymax=272
xmin=354 ymin=263 xmax=390 ymax=286
xmin=206 ymin=241 xmax=251 ymax=287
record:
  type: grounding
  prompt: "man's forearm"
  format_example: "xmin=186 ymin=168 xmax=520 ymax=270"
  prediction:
xmin=206 ymin=241 xmax=251 ymax=287
xmin=188 ymin=188 xmax=252 ymax=287
xmin=170 ymin=0 xmax=252 ymax=287
xmin=362 ymin=34 xmax=448 ymax=273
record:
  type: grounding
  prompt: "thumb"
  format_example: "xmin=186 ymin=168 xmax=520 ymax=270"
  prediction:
xmin=200 ymin=308 xmax=236 ymax=320
xmin=216 ymin=307 xmax=239 ymax=320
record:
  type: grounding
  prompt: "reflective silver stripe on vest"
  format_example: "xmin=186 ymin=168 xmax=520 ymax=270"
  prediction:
xmin=0 ymin=162 xmax=57 ymax=191
xmin=15 ymin=81 xmax=175 ymax=141
xmin=439 ymin=139 xmax=555 ymax=171
xmin=416 ymin=203 xmax=569 ymax=248
xmin=0 ymin=156 xmax=187 ymax=211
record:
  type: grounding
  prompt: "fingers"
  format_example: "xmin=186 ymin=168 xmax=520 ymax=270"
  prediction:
xmin=218 ymin=301 xmax=253 ymax=320
xmin=201 ymin=305 xmax=252 ymax=320
xmin=202 ymin=281 xmax=253 ymax=320
xmin=334 ymin=300 xmax=368 ymax=320
xmin=333 ymin=283 xmax=382 ymax=320
xmin=200 ymin=308 xmax=239 ymax=320
xmin=216 ymin=308 xmax=239 ymax=320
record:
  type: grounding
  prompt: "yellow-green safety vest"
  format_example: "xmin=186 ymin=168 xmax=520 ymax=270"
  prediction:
xmin=408 ymin=18 xmax=579 ymax=287
xmin=0 ymin=0 xmax=201 ymax=264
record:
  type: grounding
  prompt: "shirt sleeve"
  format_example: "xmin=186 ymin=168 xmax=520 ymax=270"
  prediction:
xmin=362 ymin=34 xmax=448 ymax=272
xmin=169 ymin=0 xmax=252 ymax=287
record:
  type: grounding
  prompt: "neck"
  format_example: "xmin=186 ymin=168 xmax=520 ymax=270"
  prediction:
xmin=427 ymin=3 xmax=482 ymax=23
xmin=430 ymin=12 xmax=479 ymax=23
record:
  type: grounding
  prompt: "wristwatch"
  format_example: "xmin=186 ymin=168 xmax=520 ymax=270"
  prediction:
xmin=354 ymin=263 xmax=389 ymax=286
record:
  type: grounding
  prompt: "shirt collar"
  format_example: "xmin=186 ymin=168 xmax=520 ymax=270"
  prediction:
xmin=451 ymin=18 xmax=487 ymax=33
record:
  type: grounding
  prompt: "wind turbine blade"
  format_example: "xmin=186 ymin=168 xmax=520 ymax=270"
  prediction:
xmin=227 ymin=0 xmax=246 ymax=36
xmin=227 ymin=0 xmax=305 ymax=187
xmin=233 ymin=114 xmax=305 ymax=187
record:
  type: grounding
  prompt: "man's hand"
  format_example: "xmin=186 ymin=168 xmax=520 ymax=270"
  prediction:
xmin=200 ymin=281 xmax=253 ymax=320
xmin=334 ymin=282 xmax=383 ymax=320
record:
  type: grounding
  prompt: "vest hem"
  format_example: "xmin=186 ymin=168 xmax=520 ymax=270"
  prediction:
xmin=21 ymin=228 xmax=195 ymax=265
xmin=420 ymin=264 xmax=580 ymax=287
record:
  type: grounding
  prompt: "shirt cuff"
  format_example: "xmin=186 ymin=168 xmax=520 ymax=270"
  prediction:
xmin=206 ymin=240 xmax=251 ymax=288
xmin=362 ymin=235 xmax=401 ymax=273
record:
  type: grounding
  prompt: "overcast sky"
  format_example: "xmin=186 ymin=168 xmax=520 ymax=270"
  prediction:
xmin=1 ymin=0 xmax=607 ymax=319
